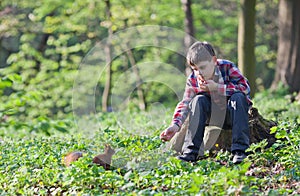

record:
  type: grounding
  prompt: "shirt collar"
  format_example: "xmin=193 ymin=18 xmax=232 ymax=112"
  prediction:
xmin=214 ymin=63 xmax=221 ymax=76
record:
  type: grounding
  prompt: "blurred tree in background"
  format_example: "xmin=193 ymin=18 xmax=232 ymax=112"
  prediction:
xmin=238 ymin=0 xmax=256 ymax=97
xmin=271 ymin=0 xmax=300 ymax=94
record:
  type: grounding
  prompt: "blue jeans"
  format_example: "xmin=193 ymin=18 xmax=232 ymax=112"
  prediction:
xmin=182 ymin=92 xmax=250 ymax=155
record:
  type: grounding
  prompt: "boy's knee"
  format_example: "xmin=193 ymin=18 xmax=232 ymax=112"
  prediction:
xmin=230 ymin=92 xmax=246 ymax=103
xmin=189 ymin=94 xmax=209 ymax=109
xmin=229 ymin=93 xmax=249 ymax=111
xmin=195 ymin=94 xmax=209 ymax=104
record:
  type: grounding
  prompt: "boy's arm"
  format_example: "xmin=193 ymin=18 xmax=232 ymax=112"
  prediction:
xmin=217 ymin=64 xmax=251 ymax=99
xmin=171 ymin=77 xmax=196 ymax=128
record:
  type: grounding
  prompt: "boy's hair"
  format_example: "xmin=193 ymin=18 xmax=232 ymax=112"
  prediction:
xmin=186 ymin=41 xmax=216 ymax=66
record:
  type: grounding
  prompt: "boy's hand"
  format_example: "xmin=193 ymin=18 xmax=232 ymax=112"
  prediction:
xmin=199 ymin=80 xmax=218 ymax=92
xmin=160 ymin=124 xmax=179 ymax=142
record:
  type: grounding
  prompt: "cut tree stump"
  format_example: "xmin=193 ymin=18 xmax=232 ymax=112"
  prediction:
xmin=169 ymin=107 xmax=277 ymax=155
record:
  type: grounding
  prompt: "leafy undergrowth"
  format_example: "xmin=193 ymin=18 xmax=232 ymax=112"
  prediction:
xmin=0 ymin=90 xmax=299 ymax=195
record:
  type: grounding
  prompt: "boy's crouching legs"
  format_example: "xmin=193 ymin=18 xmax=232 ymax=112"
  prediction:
xmin=228 ymin=92 xmax=250 ymax=164
xmin=178 ymin=94 xmax=211 ymax=162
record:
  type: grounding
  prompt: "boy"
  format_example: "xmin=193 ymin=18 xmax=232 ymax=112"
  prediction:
xmin=160 ymin=41 xmax=252 ymax=164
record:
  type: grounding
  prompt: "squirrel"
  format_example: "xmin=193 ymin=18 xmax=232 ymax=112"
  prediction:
xmin=92 ymin=144 xmax=115 ymax=170
xmin=63 ymin=144 xmax=115 ymax=170
xmin=64 ymin=151 xmax=83 ymax=167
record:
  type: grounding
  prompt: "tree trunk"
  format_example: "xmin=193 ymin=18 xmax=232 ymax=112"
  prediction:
xmin=169 ymin=107 xmax=277 ymax=154
xmin=126 ymin=49 xmax=146 ymax=111
xmin=35 ymin=33 xmax=50 ymax=72
xmin=271 ymin=0 xmax=300 ymax=93
xmin=181 ymin=0 xmax=195 ymax=76
xmin=297 ymin=91 xmax=300 ymax=102
xmin=238 ymin=0 xmax=256 ymax=98
xmin=102 ymin=0 xmax=113 ymax=112
xmin=212 ymin=107 xmax=277 ymax=152
xmin=181 ymin=0 xmax=194 ymax=48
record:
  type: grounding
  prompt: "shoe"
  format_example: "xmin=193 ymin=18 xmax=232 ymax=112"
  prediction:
xmin=232 ymin=150 xmax=247 ymax=164
xmin=177 ymin=153 xmax=197 ymax=162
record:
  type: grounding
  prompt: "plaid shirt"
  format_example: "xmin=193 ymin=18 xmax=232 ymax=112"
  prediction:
xmin=172 ymin=59 xmax=252 ymax=127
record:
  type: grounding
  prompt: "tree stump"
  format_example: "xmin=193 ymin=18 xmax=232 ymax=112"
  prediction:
xmin=169 ymin=107 xmax=277 ymax=155
xmin=212 ymin=107 xmax=277 ymax=151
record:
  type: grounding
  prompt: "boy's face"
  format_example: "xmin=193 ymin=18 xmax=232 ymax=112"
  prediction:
xmin=191 ymin=58 xmax=216 ymax=81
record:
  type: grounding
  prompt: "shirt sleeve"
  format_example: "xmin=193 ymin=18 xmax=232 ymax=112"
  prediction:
xmin=217 ymin=64 xmax=251 ymax=98
xmin=171 ymin=77 xmax=195 ymax=127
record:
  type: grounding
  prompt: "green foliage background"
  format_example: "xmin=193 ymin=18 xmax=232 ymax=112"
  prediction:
xmin=0 ymin=0 xmax=279 ymax=121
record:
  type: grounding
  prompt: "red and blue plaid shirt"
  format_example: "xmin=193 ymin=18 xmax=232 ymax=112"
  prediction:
xmin=172 ymin=59 xmax=252 ymax=127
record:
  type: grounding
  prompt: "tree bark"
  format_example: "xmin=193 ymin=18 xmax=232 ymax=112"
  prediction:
xmin=212 ymin=107 xmax=277 ymax=152
xmin=271 ymin=0 xmax=300 ymax=93
xmin=181 ymin=0 xmax=195 ymax=76
xmin=238 ymin=0 xmax=256 ymax=97
xmin=181 ymin=0 xmax=194 ymax=48
xmin=126 ymin=49 xmax=146 ymax=111
xmin=102 ymin=0 xmax=113 ymax=112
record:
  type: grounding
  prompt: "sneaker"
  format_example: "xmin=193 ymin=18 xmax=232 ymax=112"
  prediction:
xmin=232 ymin=151 xmax=247 ymax=164
xmin=177 ymin=153 xmax=198 ymax=163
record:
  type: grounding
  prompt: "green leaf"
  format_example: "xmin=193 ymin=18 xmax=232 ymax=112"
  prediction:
xmin=40 ymin=121 xmax=51 ymax=132
xmin=270 ymin=126 xmax=278 ymax=134
xmin=276 ymin=129 xmax=288 ymax=139
xmin=0 ymin=79 xmax=13 ymax=89
xmin=7 ymin=74 xmax=22 ymax=83
xmin=54 ymin=125 xmax=68 ymax=133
